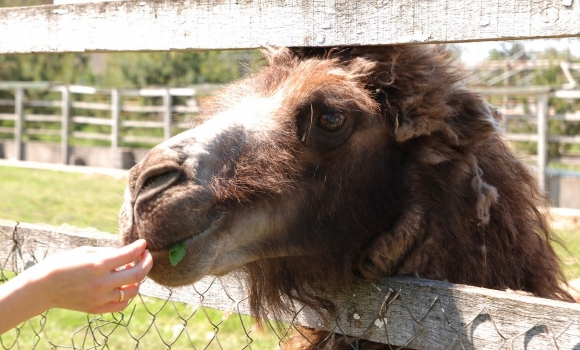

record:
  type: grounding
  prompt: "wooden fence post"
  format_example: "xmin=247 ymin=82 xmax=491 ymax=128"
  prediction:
xmin=61 ymin=86 xmax=70 ymax=165
xmin=163 ymin=89 xmax=172 ymax=140
xmin=537 ymin=93 xmax=548 ymax=193
xmin=111 ymin=88 xmax=121 ymax=168
xmin=14 ymin=87 xmax=23 ymax=161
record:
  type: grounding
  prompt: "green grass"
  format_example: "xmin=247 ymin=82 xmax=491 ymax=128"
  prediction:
xmin=0 ymin=166 xmax=126 ymax=233
xmin=554 ymin=229 xmax=580 ymax=281
xmin=0 ymin=165 xmax=280 ymax=349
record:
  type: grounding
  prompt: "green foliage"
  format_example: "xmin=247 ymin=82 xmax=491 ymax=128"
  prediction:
xmin=169 ymin=242 xmax=187 ymax=267
xmin=0 ymin=53 xmax=95 ymax=84
xmin=101 ymin=50 xmax=261 ymax=87
xmin=488 ymin=42 xmax=529 ymax=61
xmin=0 ymin=0 xmax=43 ymax=7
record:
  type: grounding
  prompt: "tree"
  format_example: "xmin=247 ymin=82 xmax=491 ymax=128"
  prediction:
xmin=101 ymin=50 xmax=262 ymax=88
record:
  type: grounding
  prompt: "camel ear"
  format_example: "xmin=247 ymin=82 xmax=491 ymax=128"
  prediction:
xmin=347 ymin=45 xmax=499 ymax=145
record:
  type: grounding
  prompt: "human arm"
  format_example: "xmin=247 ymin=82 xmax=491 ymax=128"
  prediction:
xmin=0 ymin=239 xmax=153 ymax=335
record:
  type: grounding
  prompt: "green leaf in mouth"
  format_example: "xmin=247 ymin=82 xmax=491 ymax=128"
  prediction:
xmin=168 ymin=242 xmax=186 ymax=267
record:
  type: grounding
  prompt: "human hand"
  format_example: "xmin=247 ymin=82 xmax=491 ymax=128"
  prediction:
xmin=29 ymin=239 xmax=153 ymax=314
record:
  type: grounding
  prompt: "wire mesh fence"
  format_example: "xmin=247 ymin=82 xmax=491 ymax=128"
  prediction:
xmin=2 ymin=220 xmax=580 ymax=350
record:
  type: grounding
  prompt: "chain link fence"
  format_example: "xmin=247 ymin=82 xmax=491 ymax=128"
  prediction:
xmin=2 ymin=221 xmax=580 ymax=350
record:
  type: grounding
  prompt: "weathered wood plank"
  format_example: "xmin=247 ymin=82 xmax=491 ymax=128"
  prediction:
xmin=1 ymin=221 xmax=580 ymax=349
xmin=121 ymin=135 xmax=164 ymax=144
xmin=25 ymin=128 xmax=61 ymax=136
xmin=71 ymin=101 xmax=112 ymax=111
xmin=121 ymin=105 xmax=164 ymax=113
xmin=70 ymin=131 xmax=111 ymax=141
xmin=71 ymin=116 xmax=112 ymax=126
xmin=24 ymin=114 xmax=62 ymax=123
xmin=0 ymin=0 xmax=579 ymax=54
xmin=120 ymin=120 xmax=164 ymax=128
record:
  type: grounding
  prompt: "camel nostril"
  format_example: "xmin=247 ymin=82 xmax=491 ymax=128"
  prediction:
xmin=136 ymin=166 xmax=182 ymax=203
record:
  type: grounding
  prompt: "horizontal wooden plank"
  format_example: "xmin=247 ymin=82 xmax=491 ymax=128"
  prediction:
xmin=554 ymin=135 xmax=580 ymax=144
xmin=121 ymin=105 xmax=165 ymax=113
xmin=174 ymin=121 xmax=197 ymax=129
xmin=121 ymin=120 xmax=163 ymax=128
xmin=186 ymin=84 xmax=222 ymax=96
xmin=0 ymin=0 xmax=579 ymax=54
xmin=172 ymin=105 xmax=200 ymax=114
xmin=1 ymin=221 xmax=579 ymax=349
xmin=496 ymin=112 xmax=580 ymax=122
xmin=554 ymin=90 xmax=580 ymax=99
xmin=0 ymin=82 xmax=52 ymax=90
xmin=68 ymin=85 xmax=111 ymax=95
xmin=24 ymin=128 xmax=61 ymax=136
xmin=0 ymin=113 xmax=14 ymax=121
xmin=122 ymin=135 xmax=164 ymax=144
xmin=473 ymin=86 xmax=555 ymax=95
xmin=71 ymin=116 xmax=112 ymax=126
xmin=121 ymin=88 xmax=174 ymax=97
xmin=0 ymin=99 xmax=14 ymax=106
xmin=546 ymin=113 xmax=580 ymax=121
xmin=507 ymin=133 xmax=580 ymax=144
xmin=477 ymin=88 xmax=580 ymax=99
xmin=24 ymin=100 xmax=61 ymax=108
xmin=24 ymin=114 xmax=61 ymax=123
xmin=71 ymin=101 xmax=111 ymax=111
xmin=71 ymin=131 xmax=110 ymax=141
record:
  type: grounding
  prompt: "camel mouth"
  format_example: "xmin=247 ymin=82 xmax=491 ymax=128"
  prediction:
xmin=145 ymin=209 xmax=226 ymax=253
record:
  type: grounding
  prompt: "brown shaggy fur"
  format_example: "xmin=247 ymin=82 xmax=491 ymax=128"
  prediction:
xmin=120 ymin=45 xmax=574 ymax=349
xmin=246 ymin=46 xmax=573 ymax=348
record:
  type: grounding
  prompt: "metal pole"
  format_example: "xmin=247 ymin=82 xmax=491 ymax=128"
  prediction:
xmin=14 ymin=87 xmax=23 ymax=161
xmin=61 ymin=86 xmax=70 ymax=165
xmin=536 ymin=93 xmax=548 ymax=193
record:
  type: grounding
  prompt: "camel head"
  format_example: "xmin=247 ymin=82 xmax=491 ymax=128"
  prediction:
xmin=119 ymin=46 xmax=571 ymax=320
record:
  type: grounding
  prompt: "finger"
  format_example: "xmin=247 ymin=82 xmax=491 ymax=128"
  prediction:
xmin=112 ymin=263 xmax=135 ymax=273
xmin=107 ymin=249 xmax=153 ymax=287
xmin=89 ymin=299 xmax=133 ymax=314
xmin=103 ymin=284 xmax=139 ymax=306
xmin=121 ymin=283 xmax=140 ymax=302
xmin=102 ymin=239 xmax=147 ymax=271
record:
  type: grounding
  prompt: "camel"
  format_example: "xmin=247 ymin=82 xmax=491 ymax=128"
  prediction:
xmin=119 ymin=45 xmax=573 ymax=349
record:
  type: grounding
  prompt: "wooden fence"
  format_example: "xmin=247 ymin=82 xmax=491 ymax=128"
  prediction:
xmin=473 ymin=87 xmax=580 ymax=192
xmin=1 ymin=0 xmax=580 ymax=349
xmin=0 ymin=82 xmax=219 ymax=164
xmin=1 ymin=82 xmax=579 ymax=190
xmin=2 ymin=221 xmax=580 ymax=349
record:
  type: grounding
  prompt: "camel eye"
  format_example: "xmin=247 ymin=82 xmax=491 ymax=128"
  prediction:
xmin=317 ymin=112 xmax=345 ymax=132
